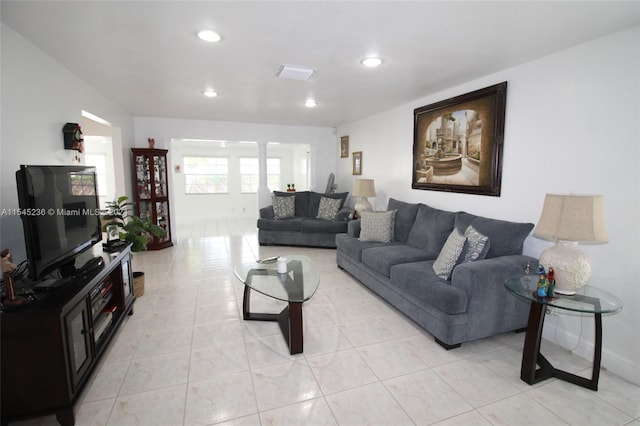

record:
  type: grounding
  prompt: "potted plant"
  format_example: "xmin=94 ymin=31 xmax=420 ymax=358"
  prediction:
xmin=102 ymin=195 xmax=166 ymax=252
xmin=102 ymin=195 xmax=166 ymax=297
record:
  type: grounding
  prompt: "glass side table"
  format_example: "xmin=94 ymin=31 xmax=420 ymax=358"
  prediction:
xmin=504 ymin=275 xmax=623 ymax=390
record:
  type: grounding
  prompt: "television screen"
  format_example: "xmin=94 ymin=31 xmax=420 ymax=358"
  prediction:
xmin=16 ymin=165 xmax=102 ymax=280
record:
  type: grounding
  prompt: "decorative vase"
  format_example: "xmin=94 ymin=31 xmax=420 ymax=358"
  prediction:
xmin=539 ymin=240 xmax=592 ymax=295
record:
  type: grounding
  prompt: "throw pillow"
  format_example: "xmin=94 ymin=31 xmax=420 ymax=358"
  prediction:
xmin=317 ymin=196 xmax=342 ymax=220
xmin=272 ymin=195 xmax=295 ymax=219
xmin=462 ymin=225 xmax=490 ymax=262
xmin=359 ymin=210 xmax=397 ymax=243
xmin=432 ymin=228 xmax=467 ymax=280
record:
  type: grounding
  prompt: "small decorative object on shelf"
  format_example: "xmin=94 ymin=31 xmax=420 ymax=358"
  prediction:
xmin=62 ymin=122 xmax=84 ymax=153
xmin=277 ymin=256 xmax=288 ymax=274
xmin=536 ymin=273 xmax=548 ymax=298
xmin=547 ymin=267 xmax=556 ymax=298
xmin=147 ymin=137 xmax=155 ymax=149
xmin=1 ymin=249 xmax=27 ymax=306
xmin=286 ymin=184 xmax=296 ymax=192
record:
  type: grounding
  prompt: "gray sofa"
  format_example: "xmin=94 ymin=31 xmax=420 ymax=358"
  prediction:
xmin=258 ymin=191 xmax=353 ymax=248
xmin=336 ymin=198 xmax=537 ymax=348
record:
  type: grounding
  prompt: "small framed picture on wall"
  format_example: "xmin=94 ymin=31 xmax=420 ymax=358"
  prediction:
xmin=352 ymin=151 xmax=362 ymax=175
xmin=340 ymin=135 xmax=349 ymax=158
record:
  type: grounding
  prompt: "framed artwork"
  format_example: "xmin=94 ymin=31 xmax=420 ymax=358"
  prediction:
xmin=340 ymin=135 xmax=349 ymax=158
xmin=352 ymin=151 xmax=362 ymax=175
xmin=412 ymin=81 xmax=507 ymax=196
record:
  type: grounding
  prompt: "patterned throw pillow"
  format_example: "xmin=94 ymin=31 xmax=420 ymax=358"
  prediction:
xmin=272 ymin=195 xmax=295 ymax=219
xmin=432 ymin=228 xmax=467 ymax=280
xmin=462 ymin=225 xmax=490 ymax=262
xmin=359 ymin=210 xmax=397 ymax=243
xmin=317 ymin=196 xmax=342 ymax=220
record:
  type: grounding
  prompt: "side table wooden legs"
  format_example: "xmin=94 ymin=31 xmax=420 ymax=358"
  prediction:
xmin=521 ymin=301 xmax=602 ymax=390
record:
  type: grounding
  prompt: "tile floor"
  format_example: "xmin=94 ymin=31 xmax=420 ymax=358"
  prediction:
xmin=13 ymin=218 xmax=640 ymax=426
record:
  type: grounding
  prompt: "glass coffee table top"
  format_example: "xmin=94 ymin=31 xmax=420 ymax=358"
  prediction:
xmin=233 ymin=255 xmax=319 ymax=303
xmin=504 ymin=275 xmax=623 ymax=314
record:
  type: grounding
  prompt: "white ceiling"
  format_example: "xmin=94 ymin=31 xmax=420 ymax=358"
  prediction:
xmin=2 ymin=1 xmax=639 ymax=127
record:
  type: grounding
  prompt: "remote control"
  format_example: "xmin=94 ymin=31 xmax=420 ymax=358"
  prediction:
xmin=257 ymin=256 xmax=279 ymax=264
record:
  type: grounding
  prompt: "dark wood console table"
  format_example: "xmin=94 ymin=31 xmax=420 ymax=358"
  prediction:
xmin=1 ymin=244 xmax=135 ymax=425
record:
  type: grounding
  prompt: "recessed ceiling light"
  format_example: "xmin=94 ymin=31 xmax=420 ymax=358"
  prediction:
xmin=197 ymin=30 xmax=221 ymax=42
xmin=203 ymin=90 xmax=218 ymax=97
xmin=304 ymin=99 xmax=317 ymax=108
xmin=361 ymin=57 xmax=383 ymax=67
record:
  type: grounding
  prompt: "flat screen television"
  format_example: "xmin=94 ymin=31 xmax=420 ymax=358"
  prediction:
xmin=16 ymin=165 xmax=103 ymax=280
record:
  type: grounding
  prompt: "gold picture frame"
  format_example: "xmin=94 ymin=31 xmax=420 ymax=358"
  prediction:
xmin=352 ymin=151 xmax=362 ymax=175
xmin=340 ymin=135 xmax=349 ymax=158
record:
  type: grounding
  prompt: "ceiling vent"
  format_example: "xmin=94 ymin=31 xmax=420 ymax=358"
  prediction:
xmin=277 ymin=65 xmax=314 ymax=81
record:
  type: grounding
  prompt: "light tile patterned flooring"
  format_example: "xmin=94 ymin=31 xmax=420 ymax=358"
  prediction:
xmin=14 ymin=218 xmax=640 ymax=426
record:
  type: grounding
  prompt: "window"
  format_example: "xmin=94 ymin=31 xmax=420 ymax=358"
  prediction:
xmin=239 ymin=157 xmax=281 ymax=193
xmin=183 ymin=156 xmax=228 ymax=194
xmin=84 ymin=154 xmax=107 ymax=196
xmin=240 ymin=158 xmax=259 ymax=193
xmin=267 ymin=158 xmax=281 ymax=191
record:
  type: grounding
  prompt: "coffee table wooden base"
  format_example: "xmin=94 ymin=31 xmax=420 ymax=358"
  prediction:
xmin=243 ymin=285 xmax=303 ymax=354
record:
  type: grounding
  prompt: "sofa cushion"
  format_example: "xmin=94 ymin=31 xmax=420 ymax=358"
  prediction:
xmin=387 ymin=198 xmax=420 ymax=243
xmin=361 ymin=244 xmax=431 ymax=277
xmin=309 ymin=192 xmax=348 ymax=217
xmin=272 ymin=195 xmax=295 ymax=219
xmin=300 ymin=218 xmax=348 ymax=234
xmin=257 ymin=217 xmax=305 ymax=231
xmin=336 ymin=233 xmax=397 ymax=262
xmin=462 ymin=225 xmax=490 ymax=262
xmin=455 ymin=212 xmax=533 ymax=258
xmin=317 ymin=196 xmax=342 ymax=220
xmin=360 ymin=210 xmax=397 ymax=243
xmin=275 ymin=190 xmax=310 ymax=217
xmin=406 ymin=204 xmax=457 ymax=257
xmin=390 ymin=261 xmax=469 ymax=315
xmin=432 ymin=228 xmax=466 ymax=280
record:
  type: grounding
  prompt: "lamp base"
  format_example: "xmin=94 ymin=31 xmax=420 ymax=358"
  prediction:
xmin=354 ymin=198 xmax=372 ymax=218
xmin=539 ymin=240 xmax=592 ymax=295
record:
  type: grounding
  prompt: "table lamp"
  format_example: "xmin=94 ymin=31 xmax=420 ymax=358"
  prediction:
xmin=533 ymin=194 xmax=608 ymax=295
xmin=352 ymin=178 xmax=376 ymax=217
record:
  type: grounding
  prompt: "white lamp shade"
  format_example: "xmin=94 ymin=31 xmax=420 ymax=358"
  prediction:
xmin=352 ymin=179 xmax=376 ymax=198
xmin=533 ymin=194 xmax=607 ymax=243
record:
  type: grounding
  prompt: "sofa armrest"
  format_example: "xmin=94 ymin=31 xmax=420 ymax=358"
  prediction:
xmin=450 ymin=255 xmax=538 ymax=335
xmin=451 ymin=255 xmax=538 ymax=296
xmin=336 ymin=207 xmax=356 ymax=222
xmin=347 ymin=219 xmax=361 ymax=237
xmin=259 ymin=205 xmax=275 ymax=219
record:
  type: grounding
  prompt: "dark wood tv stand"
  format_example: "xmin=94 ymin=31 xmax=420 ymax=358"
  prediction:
xmin=1 ymin=244 xmax=136 ymax=426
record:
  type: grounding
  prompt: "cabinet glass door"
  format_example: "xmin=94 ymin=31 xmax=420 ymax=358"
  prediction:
xmin=64 ymin=299 xmax=93 ymax=390
xmin=122 ymin=258 xmax=133 ymax=302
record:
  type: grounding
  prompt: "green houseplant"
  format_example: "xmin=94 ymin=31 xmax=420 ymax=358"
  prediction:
xmin=102 ymin=195 xmax=166 ymax=252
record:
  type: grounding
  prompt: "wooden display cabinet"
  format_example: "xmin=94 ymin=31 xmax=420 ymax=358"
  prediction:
xmin=132 ymin=148 xmax=173 ymax=250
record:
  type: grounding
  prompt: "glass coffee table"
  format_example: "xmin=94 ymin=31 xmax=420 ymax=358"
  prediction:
xmin=234 ymin=255 xmax=319 ymax=354
xmin=505 ymin=275 xmax=623 ymax=390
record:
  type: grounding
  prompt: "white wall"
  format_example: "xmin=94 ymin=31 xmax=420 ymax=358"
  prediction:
xmin=134 ymin=117 xmax=336 ymax=237
xmin=0 ymin=23 xmax=135 ymax=261
xmin=170 ymin=140 xmax=309 ymax=219
xmin=134 ymin=117 xmax=336 ymax=189
xmin=336 ymin=26 xmax=640 ymax=385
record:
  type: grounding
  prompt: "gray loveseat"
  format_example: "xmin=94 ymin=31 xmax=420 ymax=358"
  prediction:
xmin=258 ymin=191 xmax=353 ymax=248
xmin=336 ymin=198 xmax=537 ymax=348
